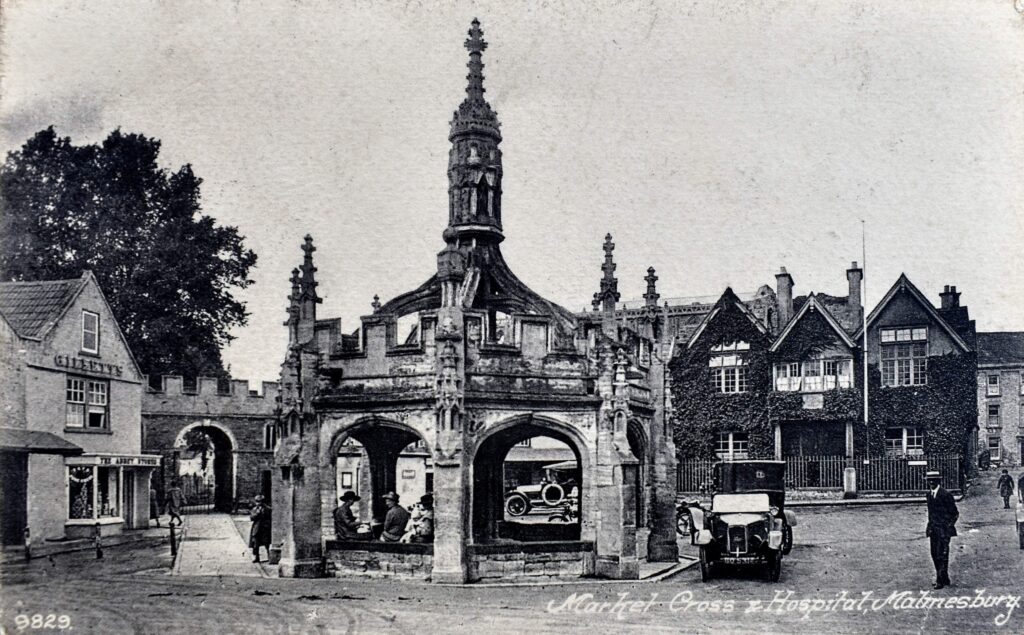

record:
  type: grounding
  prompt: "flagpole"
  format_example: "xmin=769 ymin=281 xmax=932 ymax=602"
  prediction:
xmin=861 ymin=220 xmax=869 ymax=428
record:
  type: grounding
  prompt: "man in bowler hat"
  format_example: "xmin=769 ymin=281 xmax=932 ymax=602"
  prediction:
xmin=925 ymin=470 xmax=958 ymax=589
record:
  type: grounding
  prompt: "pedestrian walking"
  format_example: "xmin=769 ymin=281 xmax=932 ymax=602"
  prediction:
xmin=165 ymin=480 xmax=186 ymax=527
xmin=249 ymin=494 xmax=272 ymax=563
xmin=379 ymin=492 xmax=410 ymax=543
xmin=997 ymin=469 xmax=1014 ymax=509
xmin=925 ymin=470 xmax=959 ymax=589
xmin=333 ymin=491 xmax=362 ymax=540
xmin=149 ymin=485 xmax=161 ymax=527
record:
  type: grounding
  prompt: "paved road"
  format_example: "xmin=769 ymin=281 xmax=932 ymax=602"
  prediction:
xmin=2 ymin=472 xmax=1022 ymax=634
xmin=174 ymin=514 xmax=265 ymax=578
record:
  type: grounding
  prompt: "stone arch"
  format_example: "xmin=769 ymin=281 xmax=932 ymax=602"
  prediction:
xmin=326 ymin=416 xmax=432 ymax=532
xmin=626 ymin=419 xmax=649 ymax=528
xmin=173 ymin=419 xmax=237 ymax=512
xmin=469 ymin=414 xmax=590 ymax=543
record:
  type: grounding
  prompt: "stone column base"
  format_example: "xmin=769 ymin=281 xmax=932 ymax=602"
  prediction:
xmin=430 ymin=565 xmax=468 ymax=584
xmin=278 ymin=557 xmax=324 ymax=578
xmin=647 ymin=539 xmax=679 ymax=563
xmin=595 ymin=556 xmax=639 ymax=579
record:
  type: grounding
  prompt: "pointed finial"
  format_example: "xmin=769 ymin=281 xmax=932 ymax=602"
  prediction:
xmin=465 ymin=18 xmax=488 ymax=102
xmin=299 ymin=235 xmax=321 ymax=304
xmin=371 ymin=294 xmax=381 ymax=313
xmin=592 ymin=233 xmax=620 ymax=312
xmin=644 ymin=267 xmax=659 ymax=309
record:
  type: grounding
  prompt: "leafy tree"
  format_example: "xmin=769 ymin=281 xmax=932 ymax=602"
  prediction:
xmin=0 ymin=127 xmax=256 ymax=378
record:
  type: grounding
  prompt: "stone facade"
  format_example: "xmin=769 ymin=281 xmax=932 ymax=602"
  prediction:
xmin=976 ymin=332 xmax=1024 ymax=466
xmin=142 ymin=376 xmax=280 ymax=510
xmin=272 ymin=20 xmax=677 ymax=583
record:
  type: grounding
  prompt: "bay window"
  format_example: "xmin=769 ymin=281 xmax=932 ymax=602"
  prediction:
xmin=67 ymin=465 xmax=122 ymax=521
xmin=880 ymin=327 xmax=927 ymax=387
xmin=773 ymin=358 xmax=852 ymax=392
xmin=710 ymin=341 xmax=749 ymax=394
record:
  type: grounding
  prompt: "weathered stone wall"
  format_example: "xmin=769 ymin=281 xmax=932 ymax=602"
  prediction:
xmin=325 ymin=542 xmax=433 ymax=580
xmin=466 ymin=543 xmax=595 ymax=581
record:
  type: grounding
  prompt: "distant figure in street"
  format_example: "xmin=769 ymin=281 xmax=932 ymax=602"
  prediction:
xmin=149 ymin=486 xmax=160 ymax=527
xmin=1019 ymin=472 xmax=1024 ymax=505
xmin=925 ymin=471 xmax=959 ymax=589
xmin=249 ymin=494 xmax=272 ymax=563
xmin=333 ymin=491 xmax=362 ymax=540
xmin=997 ymin=469 xmax=1014 ymax=509
xmin=165 ymin=480 xmax=186 ymax=526
xmin=380 ymin=492 xmax=410 ymax=543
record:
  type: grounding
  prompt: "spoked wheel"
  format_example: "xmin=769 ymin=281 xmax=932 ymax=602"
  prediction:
xmin=765 ymin=552 xmax=782 ymax=583
xmin=782 ymin=523 xmax=793 ymax=556
xmin=677 ymin=511 xmax=691 ymax=537
xmin=505 ymin=494 xmax=530 ymax=517
xmin=699 ymin=546 xmax=713 ymax=583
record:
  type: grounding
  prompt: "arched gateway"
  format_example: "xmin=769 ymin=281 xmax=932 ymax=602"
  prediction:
xmin=272 ymin=20 xmax=677 ymax=583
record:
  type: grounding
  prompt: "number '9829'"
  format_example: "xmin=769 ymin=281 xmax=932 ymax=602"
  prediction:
xmin=14 ymin=614 xmax=71 ymax=630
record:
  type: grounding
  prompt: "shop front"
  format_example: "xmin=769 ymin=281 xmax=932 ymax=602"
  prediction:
xmin=64 ymin=454 xmax=160 ymax=538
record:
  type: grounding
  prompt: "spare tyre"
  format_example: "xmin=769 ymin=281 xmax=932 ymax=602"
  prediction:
xmin=541 ymin=482 xmax=565 ymax=506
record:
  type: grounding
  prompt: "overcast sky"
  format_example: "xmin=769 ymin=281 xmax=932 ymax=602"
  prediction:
xmin=2 ymin=0 xmax=1022 ymax=385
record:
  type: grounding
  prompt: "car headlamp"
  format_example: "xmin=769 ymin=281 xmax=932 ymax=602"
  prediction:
xmin=769 ymin=506 xmax=780 ymax=517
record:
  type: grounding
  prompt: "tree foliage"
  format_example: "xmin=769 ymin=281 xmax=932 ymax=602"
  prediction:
xmin=0 ymin=127 xmax=256 ymax=378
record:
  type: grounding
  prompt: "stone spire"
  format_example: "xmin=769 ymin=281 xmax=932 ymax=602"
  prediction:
xmin=284 ymin=268 xmax=302 ymax=342
xmin=299 ymin=235 xmax=321 ymax=305
xmin=643 ymin=267 xmax=659 ymax=309
xmin=592 ymin=233 xmax=620 ymax=314
xmin=445 ymin=19 xmax=503 ymax=247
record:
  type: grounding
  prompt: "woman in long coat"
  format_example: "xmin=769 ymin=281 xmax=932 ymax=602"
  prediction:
xmin=249 ymin=495 xmax=272 ymax=563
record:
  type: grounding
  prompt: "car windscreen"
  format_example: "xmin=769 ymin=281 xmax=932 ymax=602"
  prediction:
xmin=711 ymin=493 xmax=771 ymax=513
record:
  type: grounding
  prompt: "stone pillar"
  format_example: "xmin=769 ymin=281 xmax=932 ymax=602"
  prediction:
xmin=646 ymin=354 xmax=678 ymax=563
xmin=431 ymin=456 xmax=468 ymax=583
xmin=774 ymin=424 xmax=783 ymax=460
xmin=277 ymin=417 xmax=324 ymax=578
xmin=845 ymin=421 xmax=855 ymax=458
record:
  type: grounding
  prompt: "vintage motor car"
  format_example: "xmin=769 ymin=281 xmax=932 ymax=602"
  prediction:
xmin=683 ymin=460 xmax=797 ymax=582
xmin=504 ymin=462 xmax=579 ymax=517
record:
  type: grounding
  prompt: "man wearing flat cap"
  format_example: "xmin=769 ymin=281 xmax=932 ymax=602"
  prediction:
xmin=380 ymin=491 xmax=411 ymax=543
xmin=333 ymin=490 xmax=362 ymax=540
xmin=925 ymin=470 xmax=958 ymax=589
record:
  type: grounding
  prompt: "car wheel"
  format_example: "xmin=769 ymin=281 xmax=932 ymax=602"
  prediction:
xmin=781 ymin=523 xmax=793 ymax=555
xmin=699 ymin=546 xmax=712 ymax=583
xmin=766 ymin=553 xmax=782 ymax=583
xmin=541 ymin=483 xmax=565 ymax=506
xmin=505 ymin=493 xmax=530 ymax=517
xmin=677 ymin=511 xmax=690 ymax=537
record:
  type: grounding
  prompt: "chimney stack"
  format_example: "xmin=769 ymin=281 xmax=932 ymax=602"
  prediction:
xmin=775 ymin=267 xmax=794 ymax=327
xmin=846 ymin=261 xmax=863 ymax=315
xmin=939 ymin=285 xmax=960 ymax=310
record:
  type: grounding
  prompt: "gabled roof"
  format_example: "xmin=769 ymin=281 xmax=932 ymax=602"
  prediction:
xmin=770 ymin=293 xmax=856 ymax=352
xmin=0 ymin=275 xmax=88 ymax=340
xmin=686 ymin=287 xmax=769 ymax=349
xmin=853 ymin=274 xmax=970 ymax=352
xmin=977 ymin=332 xmax=1024 ymax=367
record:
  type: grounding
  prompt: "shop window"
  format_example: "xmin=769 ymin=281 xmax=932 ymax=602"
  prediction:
xmin=716 ymin=431 xmax=749 ymax=460
xmin=987 ymin=374 xmax=1000 ymax=396
xmin=987 ymin=404 xmax=1000 ymax=427
xmin=884 ymin=427 xmax=924 ymax=456
xmin=710 ymin=341 xmax=749 ymax=394
xmin=263 ymin=423 xmax=278 ymax=450
xmin=880 ymin=327 xmax=927 ymax=387
xmin=66 ymin=377 xmax=108 ymax=429
xmin=68 ymin=466 xmax=94 ymax=519
xmin=97 ymin=466 xmax=119 ymax=517
xmin=82 ymin=310 xmax=99 ymax=354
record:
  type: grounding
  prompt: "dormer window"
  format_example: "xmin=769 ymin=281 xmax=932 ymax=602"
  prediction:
xmin=82 ymin=311 xmax=100 ymax=354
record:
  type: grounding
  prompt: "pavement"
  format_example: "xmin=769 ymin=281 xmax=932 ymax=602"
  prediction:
xmin=173 ymin=514 xmax=267 ymax=578
xmin=1 ymin=472 xmax=1022 ymax=634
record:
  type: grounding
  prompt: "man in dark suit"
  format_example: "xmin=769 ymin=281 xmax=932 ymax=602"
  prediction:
xmin=925 ymin=471 xmax=958 ymax=589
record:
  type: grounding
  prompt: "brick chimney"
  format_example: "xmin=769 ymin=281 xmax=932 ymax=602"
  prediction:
xmin=846 ymin=261 xmax=863 ymax=313
xmin=939 ymin=285 xmax=960 ymax=309
xmin=775 ymin=267 xmax=794 ymax=327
